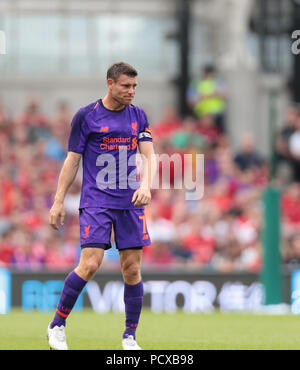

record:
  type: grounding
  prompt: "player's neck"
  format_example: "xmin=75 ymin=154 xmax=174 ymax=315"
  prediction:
xmin=102 ymin=95 xmax=125 ymax=111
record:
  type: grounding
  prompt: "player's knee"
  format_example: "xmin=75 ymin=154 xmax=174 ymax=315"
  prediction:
xmin=122 ymin=262 xmax=140 ymax=281
xmin=79 ymin=259 xmax=100 ymax=280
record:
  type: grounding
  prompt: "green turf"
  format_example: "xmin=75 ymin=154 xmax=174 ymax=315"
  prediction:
xmin=0 ymin=309 xmax=300 ymax=350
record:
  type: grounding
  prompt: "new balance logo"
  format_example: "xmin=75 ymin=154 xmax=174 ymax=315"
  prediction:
xmin=100 ymin=126 xmax=109 ymax=132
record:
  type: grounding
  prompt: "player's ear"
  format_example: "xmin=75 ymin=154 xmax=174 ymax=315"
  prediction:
xmin=107 ymin=78 xmax=115 ymax=90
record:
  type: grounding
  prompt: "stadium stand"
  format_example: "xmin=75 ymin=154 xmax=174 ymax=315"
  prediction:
xmin=0 ymin=97 xmax=299 ymax=272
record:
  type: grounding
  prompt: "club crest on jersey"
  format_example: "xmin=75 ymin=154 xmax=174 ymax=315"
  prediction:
xmin=131 ymin=122 xmax=138 ymax=136
xmin=100 ymin=126 xmax=109 ymax=133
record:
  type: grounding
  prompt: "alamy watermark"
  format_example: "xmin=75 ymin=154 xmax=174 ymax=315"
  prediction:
xmin=96 ymin=151 xmax=205 ymax=201
xmin=0 ymin=30 xmax=6 ymax=54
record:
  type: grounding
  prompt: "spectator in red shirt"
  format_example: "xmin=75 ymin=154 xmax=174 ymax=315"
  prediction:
xmin=143 ymin=202 xmax=176 ymax=268
xmin=44 ymin=230 xmax=77 ymax=271
xmin=281 ymin=182 xmax=300 ymax=237
xmin=181 ymin=215 xmax=216 ymax=266
xmin=151 ymin=105 xmax=182 ymax=141
xmin=10 ymin=229 xmax=33 ymax=270
xmin=16 ymin=98 xmax=48 ymax=128
xmin=196 ymin=114 xmax=221 ymax=145
xmin=210 ymin=178 xmax=235 ymax=213
xmin=0 ymin=229 xmax=15 ymax=267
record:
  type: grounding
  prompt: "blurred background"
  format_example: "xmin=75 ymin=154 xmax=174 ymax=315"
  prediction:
xmin=0 ymin=0 xmax=300 ymax=312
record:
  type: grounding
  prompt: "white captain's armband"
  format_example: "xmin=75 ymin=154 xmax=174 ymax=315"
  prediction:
xmin=138 ymin=131 xmax=152 ymax=140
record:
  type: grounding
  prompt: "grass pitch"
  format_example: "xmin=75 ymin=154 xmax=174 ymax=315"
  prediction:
xmin=0 ymin=309 xmax=300 ymax=350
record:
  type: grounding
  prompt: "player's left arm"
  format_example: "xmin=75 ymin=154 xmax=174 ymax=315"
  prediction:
xmin=132 ymin=141 xmax=157 ymax=207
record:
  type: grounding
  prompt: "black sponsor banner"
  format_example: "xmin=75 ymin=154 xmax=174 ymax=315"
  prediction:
xmin=10 ymin=270 xmax=292 ymax=312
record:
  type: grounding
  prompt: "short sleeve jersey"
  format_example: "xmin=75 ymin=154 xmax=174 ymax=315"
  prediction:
xmin=68 ymin=99 xmax=152 ymax=210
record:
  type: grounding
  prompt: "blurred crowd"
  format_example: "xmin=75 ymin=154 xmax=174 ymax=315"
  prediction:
xmin=0 ymin=89 xmax=300 ymax=272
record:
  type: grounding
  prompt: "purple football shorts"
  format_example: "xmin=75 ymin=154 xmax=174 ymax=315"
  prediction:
xmin=79 ymin=207 xmax=151 ymax=250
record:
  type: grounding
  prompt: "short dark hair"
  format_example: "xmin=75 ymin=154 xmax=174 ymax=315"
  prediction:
xmin=106 ymin=62 xmax=138 ymax=81
xmin=203 ymin=64 xmax=216 ymax=74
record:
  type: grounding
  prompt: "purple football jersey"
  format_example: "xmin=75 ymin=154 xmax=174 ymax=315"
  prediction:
xmin=68 ymin=99 xmax=152 ymax=210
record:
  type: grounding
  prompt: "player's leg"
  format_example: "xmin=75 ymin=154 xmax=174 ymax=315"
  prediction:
xmin=75 ymin=246 xmax=105 ymax=281
xmin=50 ymin=247 xmax=104 ymax=329
xmin=48 ymin=208 xmax=113 ymax=349
xmin=113 ymin=208 xmax=151 ymax=349
xmin=47 ymin=247 xmax=104 ymax=349
xmin=50 ymin=207 xmax=112 ymax=327
xmin=119 ymin=248 xmax=144 ymax=349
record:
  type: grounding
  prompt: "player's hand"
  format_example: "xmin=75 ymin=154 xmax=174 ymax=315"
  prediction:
xmin=131 ymin=187 xmax=151 ymax=207
xmin=49 ymin=201 xmax=66 ymax=230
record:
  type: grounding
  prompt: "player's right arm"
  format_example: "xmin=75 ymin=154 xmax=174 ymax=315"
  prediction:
xmin=49 ymin=151 xmax=81 ymax=230
xmin=49 ymin=107 xmax=89 ymax=230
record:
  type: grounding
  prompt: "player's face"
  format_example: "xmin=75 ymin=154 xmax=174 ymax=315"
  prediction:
xmin=108 ymin=74 xmax=137 ymax=106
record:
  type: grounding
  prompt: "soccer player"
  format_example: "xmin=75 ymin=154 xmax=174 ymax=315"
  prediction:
xmin=46 ymin=62 xmax=156 ymax=350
